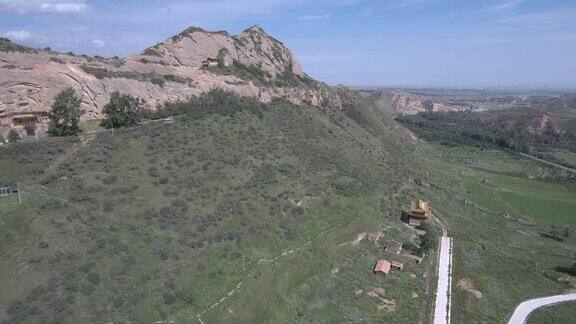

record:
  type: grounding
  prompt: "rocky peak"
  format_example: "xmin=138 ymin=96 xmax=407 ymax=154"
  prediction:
xmin=0 ymin=25 xmax=358 ymax=134
xmin=243 ymin=25 xmax=266 ymax=34
xmin=138 ymin=25 xmax=303 ymax=78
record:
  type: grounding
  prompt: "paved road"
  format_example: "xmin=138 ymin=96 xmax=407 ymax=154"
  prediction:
xmin=433 ymin=235 xmax=453 ymax=324
xmin=508 ymin=293 xmax=576 ymax=324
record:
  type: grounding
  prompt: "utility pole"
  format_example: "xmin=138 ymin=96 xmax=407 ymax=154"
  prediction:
xmin=17 ymin=182 xmax=22 ymax=204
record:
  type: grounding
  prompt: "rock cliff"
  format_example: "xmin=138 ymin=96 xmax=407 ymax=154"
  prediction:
xmin=0 ymin=26 xmax=354 ymax=131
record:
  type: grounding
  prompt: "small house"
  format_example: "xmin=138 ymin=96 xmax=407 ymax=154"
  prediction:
xmin=385 ymin=241 xmax=403 ymax=255
xmin=374 ymin=260 xmax=392 ymax=277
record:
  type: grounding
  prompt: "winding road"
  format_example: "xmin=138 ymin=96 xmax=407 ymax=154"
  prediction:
xmin=508 ymin=293 xmax=576 ymax=324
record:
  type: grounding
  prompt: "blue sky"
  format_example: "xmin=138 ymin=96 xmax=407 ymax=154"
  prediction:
xmin=1 ymin=0 xmax=575 ymax=89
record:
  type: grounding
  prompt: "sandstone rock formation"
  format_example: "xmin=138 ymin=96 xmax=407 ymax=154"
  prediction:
xmin=0 ymin=26 xmax=355 ymax=134
xmin=367 ymin=90 xmax=455 ymax=115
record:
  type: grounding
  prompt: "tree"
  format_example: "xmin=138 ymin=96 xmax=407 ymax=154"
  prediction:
xmin=419 ymin=230 xmax=438 ymax=254
xmin=100 ymin=92 xmax=144 ymax=129
xmin=48 ymin=88 xmax=82 ymax=136
xmin=7 ymin=129 xmax=20 ymax=143
xmin=24 ymin=123 xmax=37 ymax=136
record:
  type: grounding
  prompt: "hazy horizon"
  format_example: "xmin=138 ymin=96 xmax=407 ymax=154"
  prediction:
xmin=2 ymin=0 xmax=575 ymax=89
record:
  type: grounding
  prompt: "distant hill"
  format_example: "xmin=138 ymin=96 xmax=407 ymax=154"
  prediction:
xmin=362 ymin=88 xmax=565 ymax=116
xmin=364 ymin=90 xmax=456 ymax=115
xmin=481 ymin=94 xmax=576 ymax=138
xmin=0 ymin=26 xmax=355 ymax=132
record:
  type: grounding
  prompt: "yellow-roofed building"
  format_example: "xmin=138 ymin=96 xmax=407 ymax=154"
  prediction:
xmin=408 ymin=200 xmax=430 ymax=220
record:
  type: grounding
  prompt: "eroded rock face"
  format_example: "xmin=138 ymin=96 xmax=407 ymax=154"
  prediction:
xmin=368 ymin=90 xmax=454 ymax=115
xmin=0 ymin=26 xmax=354 ymax=133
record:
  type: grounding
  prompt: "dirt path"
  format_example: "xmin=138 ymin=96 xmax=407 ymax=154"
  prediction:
xmin=191 ymin=240 xmax=312 ymax=323
xmin=508 ymin=293 xmax=576 ymax=324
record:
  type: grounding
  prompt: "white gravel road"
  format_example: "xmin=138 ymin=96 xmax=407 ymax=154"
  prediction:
xmin=433 ymin=235 xmax=453 ymax=324
xmin=508 ymin=293 xmax=576 ymax=324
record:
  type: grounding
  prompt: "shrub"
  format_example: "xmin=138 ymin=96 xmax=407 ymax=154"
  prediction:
xmin=419 ymin=226 xmax=440 ymax=254
xmin=150 ymin=77 xmax=165 ymax=87
xmin=87 ymin=273 xmax=101 ymax=285
xmin=48 ymin=88 xmax=82 ymax=137
xmin=148 ymin=89 xmax=265 ymax=120
xmin=100 ymin=92 xmax=145 ymax=129
xmin=24 ymin=123 xmax=37 ymax=136
xmin=7 ymin=129 xmax=20 ymax=143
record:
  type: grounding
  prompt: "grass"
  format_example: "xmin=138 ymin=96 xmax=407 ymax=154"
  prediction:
xmin=79 ymin=119 xmax=104 ymax=133
xmin=0 ymin=98 xmax=434 ymax=323
xmin=415 ymin=145 xmax=576 ymax=323
xmin=527 ymin=301 xmax=576 ymax=323
xmin=462 ymin=168 xmax=576 ymax=225
xmin=1 ymin=93 xmax=574 ymax=323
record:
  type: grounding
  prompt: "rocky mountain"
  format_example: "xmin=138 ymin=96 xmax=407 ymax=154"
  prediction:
xmin=481 ymin=94 xmax=576 ymax=137
xmin=0 ymin=26 xmax=352 ymax=131
xmin=365 ymin=90 xmax=455 ymax=115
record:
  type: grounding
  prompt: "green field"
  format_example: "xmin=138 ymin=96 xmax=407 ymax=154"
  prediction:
xmin=527 ymin=301 xmax=576 ymax=323
xmin=423 ymin=146 xmax=576 ymax=323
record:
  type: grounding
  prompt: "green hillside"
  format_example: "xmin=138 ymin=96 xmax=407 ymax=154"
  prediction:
xmin=0 ymin=95 xmax=436 ymax=323
xmin=1 ymin=93 xmax=575 ymax=323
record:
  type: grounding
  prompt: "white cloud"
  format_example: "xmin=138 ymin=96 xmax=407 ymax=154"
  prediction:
xmin=2 ymin=29 xmax=47 ymax=43
xmin=5 ymin=29 xmax=49 ymax=44
xmin=296 ymin=13 xmax=330 ymax=21
xmin=4 ymin=30 xmax=34 ymax=41
xmin=91 ymin=39 xmax=105 ymax=47
xmin=0 ymin=0 xmax=88 ymax=13
xmin=399 ymin=0 xmax=433 ymax=6
xmin=487 ymin=0 xmax=523 ymax=12
xmin=497 ymin=9 xmax=576 ymax=24
xmin=41 ymin=2 xmax=87 ymax=13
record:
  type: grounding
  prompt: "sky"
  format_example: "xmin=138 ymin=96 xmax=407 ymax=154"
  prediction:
xmin=1 ymin=0 xmax=575 ymax=89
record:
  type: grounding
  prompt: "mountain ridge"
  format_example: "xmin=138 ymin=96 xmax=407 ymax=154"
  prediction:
xmin=0 ymin=25 xmax=355 ymax=133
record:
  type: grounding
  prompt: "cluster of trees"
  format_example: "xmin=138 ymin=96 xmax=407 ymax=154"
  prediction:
xmin=419 ymin=222 xmax=440 ymax=254
xmin=145 ymin=88 xmax=265 ymax=120
xmin=42 ymin=89 xmax=145 ymax=138
xmin=35 ymin=88 xmax=263 ymax=141
xmin=397 ymin=112 xmax=530 ymax=153
xmin=3 ymin=87 xmax=274 ymax=145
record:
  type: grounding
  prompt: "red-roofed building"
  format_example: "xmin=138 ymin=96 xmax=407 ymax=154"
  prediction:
xmin=373 ymin=260 xmax=392 ymax=276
